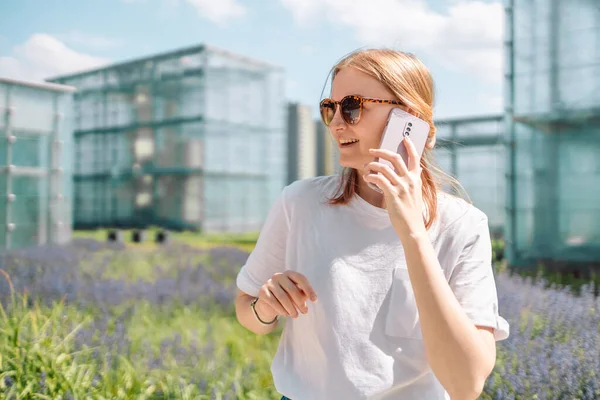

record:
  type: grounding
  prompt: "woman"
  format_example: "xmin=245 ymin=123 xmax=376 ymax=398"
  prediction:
xmin=235 ymin=49 xmax=509 ymax=400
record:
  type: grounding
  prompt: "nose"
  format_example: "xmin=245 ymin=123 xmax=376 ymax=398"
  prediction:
xmin=329 ymin=104 xmax=346 ymax=132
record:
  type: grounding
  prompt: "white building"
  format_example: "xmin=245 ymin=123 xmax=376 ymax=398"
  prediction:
xmin=286 ymin=103 xmax=317 ymax=184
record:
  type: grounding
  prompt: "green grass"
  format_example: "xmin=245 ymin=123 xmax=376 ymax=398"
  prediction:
xmin=0 ymin=291 xmax=283 ymax=399
xmin=0 ymin=230 xmax=283 ymax=399
xmin=76 ymin=249 xmax=207 ymax=283
xmin=4 ymin=232 xmax=597 ymax=399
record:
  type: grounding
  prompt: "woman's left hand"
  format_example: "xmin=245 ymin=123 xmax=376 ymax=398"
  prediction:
xmin=363 ymin=138 xmax=428 ymax=242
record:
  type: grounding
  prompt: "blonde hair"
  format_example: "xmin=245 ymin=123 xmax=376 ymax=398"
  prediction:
xmin=326 ymin=48 xmax=469 ymax=229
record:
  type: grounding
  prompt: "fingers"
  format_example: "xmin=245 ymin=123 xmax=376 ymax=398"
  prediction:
xmin=259 ymin=285 xmax=288 ymax=317
xmin=286 ymin=271 xmax=318 ymax=302
xmin=270 ymin=281 xmax=302 ymax=317
xmin=364 ymin=161 xmax=400 ymax=186
xmin=255 ymin=296 xmax=279 ymax=320
xmin=363 ymin=171 xmax=395 ymax=194
xmin=276 ymin=278 xmax=309 ymax=315
xmin=369 ymin=148 xmax=409 ymax=176
xmin=259 ymin=272 xmax=318 ymax=319
xmin=260 ymin=271 xmax=319 ymax=319
xmin=402 ymin=137 xmax=420 ymax=171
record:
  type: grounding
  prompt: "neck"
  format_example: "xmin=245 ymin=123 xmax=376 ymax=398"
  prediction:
xmin=355 ymin=168 xmax=386 ymax=209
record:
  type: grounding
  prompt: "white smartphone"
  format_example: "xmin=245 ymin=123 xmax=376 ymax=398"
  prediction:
xmin=368 ymin=108 xmax=430 ymax=193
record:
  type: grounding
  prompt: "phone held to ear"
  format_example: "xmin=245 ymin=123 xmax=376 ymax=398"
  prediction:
xmin=368 ymin=108 xmax=430 ymax=193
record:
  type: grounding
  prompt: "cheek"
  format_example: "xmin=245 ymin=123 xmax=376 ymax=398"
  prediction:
xmin=361 ymin=134 xmax=382 ymax=149
xmin=351 ymin=127 xmax=378 ymax=148
xmin=357 ymin=111 xmax=389 ymax=145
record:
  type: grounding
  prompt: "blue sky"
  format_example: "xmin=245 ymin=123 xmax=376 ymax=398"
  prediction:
xmin=0 ymin=0 xmax=505 ymax=119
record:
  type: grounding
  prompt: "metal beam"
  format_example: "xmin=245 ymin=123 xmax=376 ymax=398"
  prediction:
xmin=513 ymin=107 xmax=600 ymax=130
xmin=73 ymin=115 xmax=272 ymax=137
xmin=3 ymin=88 xmax=13 ymax=250
xmin=48 ymin=45 xmax=208 ymax=82
xmin=505 ymin=0 xmax=518 ymax=265
xmin=436 ymin=135 xmax=504 ymax=148
xmin=435 ymin=114 xmax=503 ymax=125
xmin=70 ymin=68 xmax=205 ymax=96
xmin=0 ymin=77 xmax=76 ymax=93
xmin=74 ymin=115 xmax=205 ymax=137
xmin=0 ymin=166 xmax=48 ymax=177
xmin=73 ymin=168 xmax=268 ymax=182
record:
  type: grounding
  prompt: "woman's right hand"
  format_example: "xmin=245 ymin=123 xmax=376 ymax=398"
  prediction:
xmin=255 ymin=271 xmax=318 ymax=320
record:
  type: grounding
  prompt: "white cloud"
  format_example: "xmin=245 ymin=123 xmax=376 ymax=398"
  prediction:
xmin=55 ymin=31 xmax=121 ymax=50
xmin=0 ymin=34 xmax=110 ymax=82
xmin=185 ymin=0 xmax=245 ymax=25
xmin=280 ymin=0 xmax=504 ymax=83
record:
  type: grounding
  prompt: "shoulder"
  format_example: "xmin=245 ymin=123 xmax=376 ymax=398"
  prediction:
xmin=282 ymin=175 xmax=341 ymax=206
xmin=433 ymin=191 xmax=489 ymax=240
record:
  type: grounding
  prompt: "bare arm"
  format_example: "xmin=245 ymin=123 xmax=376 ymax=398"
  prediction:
xmin=364 ymin=142 xmax=498 ymax=400
xmin=402 ymin=232 xmax=496 ymax=400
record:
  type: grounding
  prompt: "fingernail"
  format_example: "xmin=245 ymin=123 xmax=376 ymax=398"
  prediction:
xmin=369 ymin=149 xmax=375 ymax=153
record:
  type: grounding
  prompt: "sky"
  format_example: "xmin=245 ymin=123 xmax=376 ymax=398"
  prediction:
xmin=0 ymin=0 xmax=505 ymax=119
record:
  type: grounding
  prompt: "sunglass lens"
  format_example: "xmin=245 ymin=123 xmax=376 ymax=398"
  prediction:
xmin=320 ymin=100 xmax=335 ymax=126
xmin=341 ymin=96 xmax=361 ymax=125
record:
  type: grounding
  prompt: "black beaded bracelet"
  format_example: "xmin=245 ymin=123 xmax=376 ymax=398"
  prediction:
xmin=250 ymin=297 xmax=278 ymax=325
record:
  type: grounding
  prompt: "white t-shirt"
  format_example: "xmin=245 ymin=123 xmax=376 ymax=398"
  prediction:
xmin=236 ymin=175 xmax=510 ymax=400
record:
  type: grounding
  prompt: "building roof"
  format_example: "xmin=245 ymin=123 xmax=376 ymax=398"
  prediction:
xmin=0 ymin=76 xmax=77 ymax=93
xmin=46 ymin=43 xmax=284 ymax=82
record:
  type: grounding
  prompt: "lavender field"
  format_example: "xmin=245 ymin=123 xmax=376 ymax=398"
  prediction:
xmin=0 ymin=234 xmax=599 ymax=399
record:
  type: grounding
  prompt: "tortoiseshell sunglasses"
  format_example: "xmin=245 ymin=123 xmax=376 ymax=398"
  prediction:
xmin=319 ymin=95 xmax=404 ymax=126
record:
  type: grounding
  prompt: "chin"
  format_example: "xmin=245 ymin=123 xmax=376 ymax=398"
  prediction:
xmin=338 ymin=160 xmax=356 ymax=170
xmin=339 ymin=155 xmax=369 ymax=171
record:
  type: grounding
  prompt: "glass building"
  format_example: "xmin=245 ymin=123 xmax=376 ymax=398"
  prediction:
xmin=433 ymin=115 xmax=505 ymax=237
xmin=505 ymin=0 xmax=600 ymax=266
xmin=49 ymin=44 xmax=285 ymax=233
xmin=0 ymin=77 xmax=75 ymax=250
xmin=315 ymin=119 xmax=341 ymax=177
xmin=286 ymin=103 xmax=317 ymax=184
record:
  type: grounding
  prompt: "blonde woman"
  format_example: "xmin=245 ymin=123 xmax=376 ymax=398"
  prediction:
xmin=235 ymin=49 xmax=509 ymax=400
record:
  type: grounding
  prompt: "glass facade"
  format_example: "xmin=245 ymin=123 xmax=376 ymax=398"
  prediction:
xmin=0 ymin=78 xmax=75 ymax=250
xmin=433 ymin=116 xmax=505 ymax=236
xmin=50 ymin=45 xmax=285 ymax=233
xmin=505 ymin=0 xmax=600 ymax=265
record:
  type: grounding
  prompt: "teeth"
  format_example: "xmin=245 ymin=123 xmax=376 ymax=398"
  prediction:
xmin=340 ymin=139 xmax=359 ymax=144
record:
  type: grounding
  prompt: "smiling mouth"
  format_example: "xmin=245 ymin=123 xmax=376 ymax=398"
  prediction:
xmin=340 ymin=139 xmax=359 ymax=147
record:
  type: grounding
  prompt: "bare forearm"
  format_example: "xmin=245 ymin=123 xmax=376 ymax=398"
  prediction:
xmin=402 ymin=233 xmax=494 ymax=399
xmin=235 ymin=294 xmax=280 ymax=335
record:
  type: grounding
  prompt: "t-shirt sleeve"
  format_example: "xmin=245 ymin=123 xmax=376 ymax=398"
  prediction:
xmin=236 ymin=186 xmax=290 ymax=298
xmin=448 ymin=214 xmax=510 ymax=341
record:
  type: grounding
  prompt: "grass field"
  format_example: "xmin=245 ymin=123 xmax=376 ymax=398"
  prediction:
xmin=1 ymin=230 xmax=599 ymax=399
